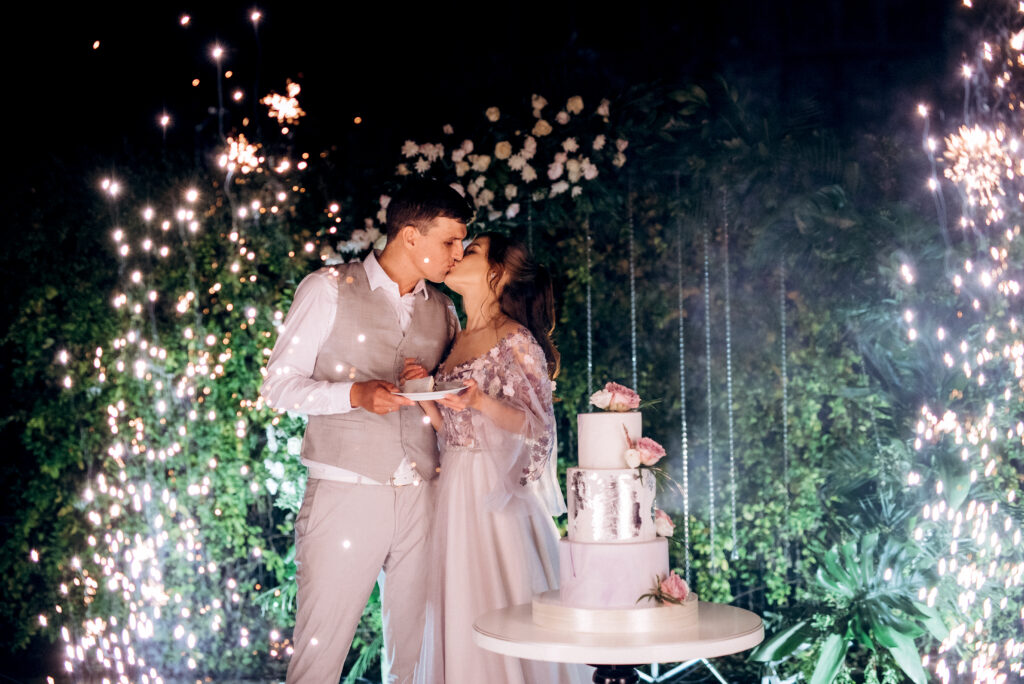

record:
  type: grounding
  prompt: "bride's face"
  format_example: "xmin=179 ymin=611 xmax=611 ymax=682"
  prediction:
xmin=444 ymin=236 xmax=494 ymax=296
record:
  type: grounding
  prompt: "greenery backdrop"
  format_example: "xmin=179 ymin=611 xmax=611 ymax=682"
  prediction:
xmin=2 ymin=37 xmax=1022 ymax=684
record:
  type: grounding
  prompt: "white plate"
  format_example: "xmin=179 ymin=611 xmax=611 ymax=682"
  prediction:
xmin=393 ymin=384 xmax=467 ymax=401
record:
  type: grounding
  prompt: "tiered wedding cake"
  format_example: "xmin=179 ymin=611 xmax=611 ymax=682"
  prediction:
xmin=532 ymin=383 xmax=697 ymax=633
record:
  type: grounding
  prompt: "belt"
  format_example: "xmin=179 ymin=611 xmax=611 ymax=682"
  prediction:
xmin=305 ymin=463 xmax=421 ymax=487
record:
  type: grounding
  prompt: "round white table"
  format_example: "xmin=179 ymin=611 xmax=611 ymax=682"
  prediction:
xmin=474 ymin=601 xmax=763 ymax=683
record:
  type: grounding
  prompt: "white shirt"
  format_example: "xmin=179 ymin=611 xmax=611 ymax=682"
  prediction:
xmin=261 ymin=252 xmax=435 ymax=484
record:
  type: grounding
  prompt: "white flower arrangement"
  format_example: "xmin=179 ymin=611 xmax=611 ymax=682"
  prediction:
xmin=382 ymin=92 xmax=629 ymax=229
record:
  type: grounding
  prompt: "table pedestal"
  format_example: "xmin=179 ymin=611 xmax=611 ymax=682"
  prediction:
xmin=590 ymin=664 xmax=640 ymax=684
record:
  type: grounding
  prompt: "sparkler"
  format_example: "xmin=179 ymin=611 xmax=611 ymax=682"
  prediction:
xmin=911 ymin=3 xmax=1024 ymax=681
xmin=46 ymin=12 xmax=344 ymax=680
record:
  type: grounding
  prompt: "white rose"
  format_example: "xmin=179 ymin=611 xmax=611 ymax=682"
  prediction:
xmin=566 ymin=95 xmax=584 ymax=114
xmin=562 ymin=137 xmax=579 ymax=153
xmin=523 ymin=135 xmax=538 ymax=155
xmin=589 ymin=388 xmax=612 ymax=409
xmin=616 ymin=138 xmax=629 ymax=152
xmin=582 ymin=158 xmax=598 ymax=180
xmin=613 ymin=152 xmax=627 ymax=168
xmin=486 ymin=106 xmax=500 ymax=122
xmin=505 ymin=203 xmax=520 ymax=219
xmin=422 ymin=143 xmax=443 ymax=162
xmin=597 ymin=98 xmax=610 ymax=118
xmin=556 ymin=110 xmax=569 ymax=125
xmin=532 ymin=119 xmax=553 ymax=137
xmin=443 ymin=123 xmax=454 ymax=135
xmin=566 ymin=158 xmax=582 ymax=183
xmin=550 ymin=180 xmax=569 ymax=195
xmin=508 ymin=153 xmax=526 ymax=171
xmin=624 ymin=448 xmax=642 ymax=469
xmin=475 ymin=188 xmax=495 ymax=208
xmin=504 ymin=184 xmax=518 ymax=199
xmin=593 ymin=134 xmax=606 ymax=151
xmin=521 ymin=164 xmax=538 ymax=182
xmin=471 ymin=154 xmax=491 ymax=172
xmin=547 ymin=161 xmax=564 ymax=180
xmin=286 ymin=437 xmax=302 ymax=456
xmin=401 ymin=140 xmax=419 ymax=158
xmin=265 ymin=479 xmax=279 ymax=495
xmin=451 ymin=148 xmax=466 ymax=163
xmin=571 ymin=185 xmax=583 ymax=198
xmin=414 ymin=158 xmax=431 ymax=174
xmin=321 ymin=244 xmax=342 ymax=263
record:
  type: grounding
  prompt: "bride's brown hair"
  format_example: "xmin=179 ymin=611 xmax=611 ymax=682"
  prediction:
xmin=481 ymin=232 xmax=560 ymax=379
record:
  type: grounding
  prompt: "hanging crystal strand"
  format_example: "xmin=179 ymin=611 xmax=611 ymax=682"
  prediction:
xmin=627 ymin=179 xmax=638 ymax=390
xmin=780 ymin=263 xmax=791 ymax=544
xmin=526 ymin=197 xmax=534 ymax=253
xmin=676 ymin=175 xmax=691 ymax=585
xmin=585 ymin=218 xmax=594 ymax=396
xmin=722 ymin=189 xmax=738 ymax=561
xmin=703 ymin=228 xmax=715 ymax=574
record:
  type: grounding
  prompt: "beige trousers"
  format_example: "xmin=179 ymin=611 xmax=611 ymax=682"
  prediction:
xmin=285 ymin=478 xmax=435 ymax=684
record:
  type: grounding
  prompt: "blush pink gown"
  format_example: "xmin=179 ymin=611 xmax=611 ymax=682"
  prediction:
xmin=415 ymin=327 xmax=591 ymax=684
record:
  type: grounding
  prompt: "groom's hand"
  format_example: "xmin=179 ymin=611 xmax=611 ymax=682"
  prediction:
xmin=351 ymin=380 xmax=414 ymax=414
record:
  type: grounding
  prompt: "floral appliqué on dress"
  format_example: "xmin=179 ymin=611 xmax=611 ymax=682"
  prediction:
xmin=436 ymin=327 xmax=554 ymax=486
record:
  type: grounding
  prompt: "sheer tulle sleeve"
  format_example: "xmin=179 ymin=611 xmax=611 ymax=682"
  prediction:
xmin=472 ymin=330 xmax=566 ymax=518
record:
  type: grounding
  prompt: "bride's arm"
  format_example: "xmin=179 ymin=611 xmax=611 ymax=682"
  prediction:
xmin=437 ymin=378 xmax=528 ymax=434
xmin=417 ymin=400 xmax=444 ymax=432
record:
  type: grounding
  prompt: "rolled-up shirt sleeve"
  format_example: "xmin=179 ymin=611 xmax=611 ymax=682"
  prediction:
xmin=260 ymin=270 xmax=355 ymax=415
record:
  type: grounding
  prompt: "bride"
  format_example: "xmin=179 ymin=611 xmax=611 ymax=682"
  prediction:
xmin=406 ymin=232 xmax=590 ymax=683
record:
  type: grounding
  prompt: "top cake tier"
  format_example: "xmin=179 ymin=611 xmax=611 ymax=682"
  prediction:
xmin=577 ymin=411 xmax=643 ymax=469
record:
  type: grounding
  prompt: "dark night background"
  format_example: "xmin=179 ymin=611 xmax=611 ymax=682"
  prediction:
xmin=0 ymin=0 xmax=976 ymax=679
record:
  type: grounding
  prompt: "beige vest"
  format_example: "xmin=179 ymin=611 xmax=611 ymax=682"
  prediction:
xmin=300 ymin=262 xmax=456 ymax=482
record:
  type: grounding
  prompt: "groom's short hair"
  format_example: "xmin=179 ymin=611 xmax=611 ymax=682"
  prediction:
xmin=385 ymin=178 xmax=474 ymax=242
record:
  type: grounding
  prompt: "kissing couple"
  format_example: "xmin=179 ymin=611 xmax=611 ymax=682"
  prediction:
xmin=262 ymin=179 xmax=590 ymax=683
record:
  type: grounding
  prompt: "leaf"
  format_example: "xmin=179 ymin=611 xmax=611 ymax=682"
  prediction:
xmin=810 ymin=633 xmax=849 ymax=684
xmin=881 ymin=628 xmax=928 ymax=684
xmin=749 ymin=619 xmax=813 ymax=662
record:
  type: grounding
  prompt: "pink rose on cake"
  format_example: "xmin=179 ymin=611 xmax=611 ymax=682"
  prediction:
xmin=636 ymin=437 xmax=665 ymax=465
xmin=623 ymin=435 xmax=666 ymax=468
xmin=638 ymin=570 xmax=690 ymax=605
xmin=654 ymin=508 xmax=675 ymax=537
xmin=589 ymin=381 xmax=640 ymax=412
xmin=659 ymin=571 xmax=690 ymax=602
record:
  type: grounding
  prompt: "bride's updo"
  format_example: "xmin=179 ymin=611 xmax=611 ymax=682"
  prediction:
xmin=481 ymin=232 xmax=560 ymax=379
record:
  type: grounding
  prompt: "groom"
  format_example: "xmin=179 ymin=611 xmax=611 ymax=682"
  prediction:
xmin=261 ymin=178 xmax=471 ymax=683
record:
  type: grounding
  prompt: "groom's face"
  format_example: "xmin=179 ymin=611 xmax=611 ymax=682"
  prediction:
xmin=413 ymin=216 xmax=467 ymax=282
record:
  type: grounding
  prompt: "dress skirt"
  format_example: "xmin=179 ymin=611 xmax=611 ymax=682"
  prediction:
xmin=417 ymin=445 xmax=591 ymax=684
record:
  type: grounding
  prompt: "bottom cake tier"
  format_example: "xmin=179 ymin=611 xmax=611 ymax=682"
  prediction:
xmin=532 ymin=589 xmax=698 ymax=633
xmin=559 ymin=537 xmax=669 ymax=609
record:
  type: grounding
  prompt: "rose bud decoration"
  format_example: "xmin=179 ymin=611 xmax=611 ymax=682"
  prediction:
xmin=654 ymin=508 xmax=675 ymax=537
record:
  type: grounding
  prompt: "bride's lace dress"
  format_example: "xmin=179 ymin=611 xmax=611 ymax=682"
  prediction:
xmin=415 ymin=327 xmax=590 ymax=683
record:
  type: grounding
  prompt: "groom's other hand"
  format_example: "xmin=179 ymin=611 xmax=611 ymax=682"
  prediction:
xmin=351 ymin=380 xmax=414 ymax=414
xmin=400 ymin=358 xmax=429 ymax=382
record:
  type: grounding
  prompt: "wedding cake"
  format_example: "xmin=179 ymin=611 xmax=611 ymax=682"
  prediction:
xmin=532 ymin=383 xmax=697 ymax=633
